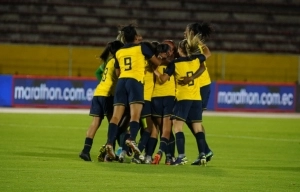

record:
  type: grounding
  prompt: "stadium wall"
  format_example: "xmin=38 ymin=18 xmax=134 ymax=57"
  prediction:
xmin=0 ymin=75 xmax=298 ymax=112
xmin=0 ymin=44 xmax=298 ymax=83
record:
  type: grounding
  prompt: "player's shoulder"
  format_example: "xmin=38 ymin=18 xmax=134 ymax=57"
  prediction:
xmin=174 ymin=56 xmax=192 ymax=63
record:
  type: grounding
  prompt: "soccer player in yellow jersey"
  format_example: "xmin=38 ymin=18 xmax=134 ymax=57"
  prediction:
xmin=151 ymin=40 xmax=177 ymax=165
xmin=105 ymin=24 xmax=163 ymax=160
xmin=129 ymin=41 xmax=166 ymax=164
xmin=154 ymin=38 xmax=211 ymax=166
xmin=183 ymin=22 xmax=215 ymax=164
xmin=79 ymin=40 xmax=124 ymax=161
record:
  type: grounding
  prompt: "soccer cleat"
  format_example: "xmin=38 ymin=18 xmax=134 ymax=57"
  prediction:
xmin=105 ymin=144 xmax=116 ymax=159
xmin=127 ymin=147 xmax=133 ymax=157
xmin=144 ymin=156 xmax=152 ymax=164
xmin=200 ymin=155 xmax=207 ymax=166
xmin=131 ymin=156 xmax=141 ymax=164
xmin=191 ymin=155 xmax=207 ymax=166
xmin=165 ymin=156 xmax=172 ymax=165
xmin=171 ymin=156 xmax=187 ymax=166
xmin=97 ymin=145 xmax=106 ymax=162
xmin=79 ymin=152 xmax=92 ymax=161
xmin=104 ymin=154 xmax=113 ymax=162
xmin=125 ymin=139 xmax=141 ymax=155
xmin=151 ymin=152 xmax=162 ymax=165
xmin=116 ymin=147 xmax=123 ymax=156
xmin=118 ymin=150 xmax=127 ymax=163
xmin=206 ymin=151 xmax=214 ymax=162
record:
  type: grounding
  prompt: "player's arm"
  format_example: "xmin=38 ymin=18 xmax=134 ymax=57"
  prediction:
xmin=153 ymin=61 xmax=175 ymax=84
xmin=200 ymin=44 xmax=211 ymax=59
xmin=95 ymin=63 xmax=105 ymax=81
xmin=178 ymin=54 xmax=207 ymax=85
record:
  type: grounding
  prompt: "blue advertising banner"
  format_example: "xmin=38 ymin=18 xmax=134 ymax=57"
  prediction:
xmin=215 ymin=82 xmax=296 ymax=112
xmin=206 ymin=82 xmax=215 ymax=111
xmin=296 ymin=84 xmax=300 ymax=113
xmin=12 ymin=76 xmax=98 ymax=108
xmin=0 ymin=75 xmax=13 ymax=107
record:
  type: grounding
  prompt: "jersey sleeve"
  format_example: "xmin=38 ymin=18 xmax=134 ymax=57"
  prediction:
xmin=164 ymin=61 xmax=175 ymax=76
xmin=141 ymin=43 xmax=155 ymax=59
xmin=196 ymin=54 xmax=206 ymax=63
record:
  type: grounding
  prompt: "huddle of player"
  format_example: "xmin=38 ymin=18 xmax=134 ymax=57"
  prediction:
xmin=79 ymin=22 xmax=214 ymax=166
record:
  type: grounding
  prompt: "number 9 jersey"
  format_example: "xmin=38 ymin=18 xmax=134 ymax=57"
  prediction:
xmin=114 ymin=43 xmax=154 ymax=82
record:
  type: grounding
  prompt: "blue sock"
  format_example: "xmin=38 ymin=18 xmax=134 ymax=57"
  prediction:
xmin=205 ymin=138 xmax=211 ymax=154
xmin=82 ymin=137 xmax=93 ymax=153
xmin=138 ymin=131 xmax=151 ymax=152
xmin=146 ymin=137 xmax=157 ymax=157
xmin=195 ymin=132 xmax=206 ymax=155
xmin=159 ymin=137 xmax=168 ymax=153
xmin=107 ymin=123 xmax=118 ymax=145
xmin=169 ymin=131 xmax=175 ymax=157
xmin=129 ymin=121 xmax=140 ymax=141
xmin=175 ymin=132 xmax=185 ymax=156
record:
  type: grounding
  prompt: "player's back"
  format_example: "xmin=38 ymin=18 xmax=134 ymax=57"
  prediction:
xmin=116 ymin=43 xmax=146 ymax=82
xmin=174 ymin=57 xmax=201 ymax=101
xmin=94 ymin=58 xmax=118 ymax=96
xmin=152 ymin=64 xmax=175 ymax=97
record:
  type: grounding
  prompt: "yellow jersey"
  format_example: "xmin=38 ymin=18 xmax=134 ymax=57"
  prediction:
xmin=165 ymin=55 xmax=206 ymax=101
xmin=152 ymin=64 xmax=175 ymax=97
xmin=93 ymin=58 xmax=118 ymax=96
xmin=144 ymin=61 xmax=154 ymax=101
xmin=115 ymin=43 xmax=154 ymax=82
xmin=198 ymin=45 xmax=211 ymax=87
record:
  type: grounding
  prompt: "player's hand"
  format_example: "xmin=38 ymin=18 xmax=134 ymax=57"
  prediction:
xmin=178 ymin=76 xmax=193 ymax=86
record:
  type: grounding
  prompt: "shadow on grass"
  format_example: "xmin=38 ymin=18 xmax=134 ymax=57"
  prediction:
xmin=94 ymin=159 xmax=227 ymax=177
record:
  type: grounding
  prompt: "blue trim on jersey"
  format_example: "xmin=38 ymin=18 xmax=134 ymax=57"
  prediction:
xmin=190 ymin=54 xmax=206 ymax=63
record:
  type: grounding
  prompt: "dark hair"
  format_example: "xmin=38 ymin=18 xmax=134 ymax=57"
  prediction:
xmin=162 ymin=39 xmax=179 ymax=59
xmin=187 ymin=22 xmax=213 ymax=39
xmin=99 ymin=40 xmax=124 ymax=61
xmin=118 ymin=24 xmax=138 ymax=43
xmin=156 ymin=43 xmax=170 ymax=53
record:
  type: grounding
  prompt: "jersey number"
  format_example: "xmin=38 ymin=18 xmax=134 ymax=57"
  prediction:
xmin=124 ymin=57 xmax=132 ymax=71
xmin=101 ymin=68 xmax=108 ymax=82
xmin=186 ymin=71 xmax=194 ymax=86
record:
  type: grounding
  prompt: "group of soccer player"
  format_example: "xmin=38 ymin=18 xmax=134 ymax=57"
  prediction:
xmin=79 ymin=21 xmax=215 ymax=166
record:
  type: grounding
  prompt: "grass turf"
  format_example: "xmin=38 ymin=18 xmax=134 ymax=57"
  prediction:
xmin=0 ymin=112 xmax=299 ymax=192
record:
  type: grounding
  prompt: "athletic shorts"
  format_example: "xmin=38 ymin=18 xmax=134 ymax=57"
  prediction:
xmin=200 ymin=84 xmax=211 ymax=110
xmin=114 ymin=78 xmax=144 ymax=106
xmin=141 ymin=100 xmax=152 ymax=118
xmin=151 ymin=96 xmax=175 ymax=118
xmin=89 ymin=96 xmax=114 ymax=118
xmin=171 ymin=100 xmax=202 ymax=122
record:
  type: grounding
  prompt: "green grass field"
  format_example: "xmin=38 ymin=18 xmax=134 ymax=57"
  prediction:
xmin=0 ymin=112 xmax=299 ymax=192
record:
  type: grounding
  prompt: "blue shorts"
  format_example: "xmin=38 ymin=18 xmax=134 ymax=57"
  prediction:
xmin=141 ymin=100 xmax=152 ymax=118
xmin=200 ymin=84 xmax=211 ymax=110
xmin=114 ymin=78 xmax=144 ymax=106
xmin=171 ymin=100 xmax=202 ymax=122
xmin=152 ymin=96 xmax=175 ymax=118
xmin=89 ymin=96 xmax=114 ymax=118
